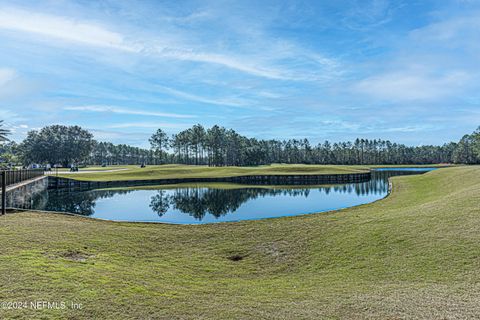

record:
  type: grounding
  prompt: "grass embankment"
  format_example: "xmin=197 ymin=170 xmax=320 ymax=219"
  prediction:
xmin=53 ymin=166 xmax=131 ymax=172
xmin=0 ymin=166 xmax=479 ymax=319
xmin=368 ymin=163 xmax=452 ymax=168
xmin=57 ymin=164 xmax=370 ymax=182
xmin=100 ymin=182 xmax=343 ymax=191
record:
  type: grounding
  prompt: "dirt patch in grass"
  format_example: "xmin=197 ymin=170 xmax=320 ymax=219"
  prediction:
xmin=55 ymin=250 xmax=94 ymax=262
xmin=227 ymin=254 xmax=245 ymax=261
xmin=256 ymin=241 xmax=290 ymax=263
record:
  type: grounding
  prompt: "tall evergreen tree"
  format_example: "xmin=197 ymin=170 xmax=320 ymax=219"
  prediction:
xmin=149 ymin=129 xmax=170 ymax=164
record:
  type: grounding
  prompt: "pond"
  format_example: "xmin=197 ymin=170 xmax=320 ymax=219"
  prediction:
xmin=13 ymin=168 xmax=436 ymax=224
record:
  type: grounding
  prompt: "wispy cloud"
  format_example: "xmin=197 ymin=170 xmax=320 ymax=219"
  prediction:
xmin=156 ymin=85 xmax=250 ymax=107
xmin=108 ymin=122 xmax=190 ymax=129
xmin=159 ymin=10 xmax=212 ymax=24
xmin=0 ymin=68 xmax=16 ymax=86
xmin=1 ymin=1 xmax=478 ymax=146
xmin=0 ymin=6 xmax=340 ymax=81
xmin=340 ymin=0 xmax=399 ymax=31
xmin=89 ymin=129 xmax=151 ymax=147
xmin=354 ymin=69 xmax=471 ymax=101
xmin=1 ymin=123 xmax=29 ymax=134
xmin=410 ymin=11 xmax=480 ymax=45
xmin=0 ymin=7 xmax=283 ymax=79
xmin=160 ymin=50 xmax=288 ymax=80
xmin=383 ymin=125 xmax=432 ymax=133
xmin=0 ymin=109 xmax=26 ymax=130
xmin=64 ymin=105 xmax=195 ymax=118
xmin=0 ymin=7 xmax=136 ymax=52
xmin=351 ymin=6 xmax=480 ymax=102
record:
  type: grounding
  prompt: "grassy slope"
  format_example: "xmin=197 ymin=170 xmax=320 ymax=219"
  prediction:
xmin=368 ymin=163 xmax=452 ymax=168
xmin=0 ymin=166 xmax=479 ymax=319
xmin=52 ymin=166 xmax=131 ymax=172
xmin=56 ymin=164 xmax=371 ymax=181
xmin=98 ymin=182 xmax=344 ymax=191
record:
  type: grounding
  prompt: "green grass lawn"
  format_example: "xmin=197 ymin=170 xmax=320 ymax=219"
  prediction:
xmin=0 ymin=165 xmax=478 ymax=319
xmin=52 ymin=166 xmax=131 ymax=172
xmin=56 ymin=164 xmax=371 ymax=181
xmin=367 ymin=163 xmax=453 ymax=168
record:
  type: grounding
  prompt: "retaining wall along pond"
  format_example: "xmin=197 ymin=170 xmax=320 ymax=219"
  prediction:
xmin=48 ymin=172 xmax=372 ymax=190
xmin=5 ymin=176 xmax=48 ymax=208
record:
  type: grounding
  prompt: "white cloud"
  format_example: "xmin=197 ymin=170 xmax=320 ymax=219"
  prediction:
xmin=354 ymin=69 xmax=471 ymax=101
xmin=160 ymin=11 xmax=212 ymax=24
xmin=0 ymin=7 xmax=283 ymax=79
xmin=3 ymin=123 xmax=30 ymax=134
xmin=0 ymin=7 xmax=340 ymax=81
xmin=0 ymin=68 xmax=16 ymax=87
xmin=64 ymin=105 xmax=195 ymax=118
xmin=341 ymin=0 xmax=397 ymax=31
xmin=89 ymin=129 xmax=150 ymax=147
xmin=108 ymin=122 xmax=190 ymax=129
xmin=384 ymin=125 xmax=432 ymax=133
xmin=167 ymin=51 xmax=287 ymax=80
xmin=0 ymin=109 xmax=19 ymax=120
xmin=169 ymin=49 xmax=340 ymax=81
xmin=156 ymin=85 xmax=250 ymax=107
xmin=349 ymin=8 xmax=480 ymax=103
xmin=0 ymin=7 xmax=136 ymax=52
xmin=410 ymin=12 xmax=480 ymax=43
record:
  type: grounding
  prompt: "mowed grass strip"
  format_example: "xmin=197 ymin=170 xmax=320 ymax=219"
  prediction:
xmin=57 ymin=164 xmax=371 ymax=182
xmin=0 ymin=166 xmax=479 ymax=319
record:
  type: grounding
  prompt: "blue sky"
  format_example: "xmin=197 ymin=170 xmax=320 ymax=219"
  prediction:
xmin=0 ymin=0 xmax=479 ymax=148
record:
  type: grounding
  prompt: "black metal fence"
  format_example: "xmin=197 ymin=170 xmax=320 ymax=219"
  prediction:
xmin=1 ymin=169 xmax=45 ymax=187
xmin=1 ymin=169 xmax=44 ymax=215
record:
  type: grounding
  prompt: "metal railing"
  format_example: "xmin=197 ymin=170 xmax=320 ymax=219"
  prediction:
xmin=1 ymin=169 xmax=44 ymax=186
xmin=1 ymin=169 xmax=44 ymax=215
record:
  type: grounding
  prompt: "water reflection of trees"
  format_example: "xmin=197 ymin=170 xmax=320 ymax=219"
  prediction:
xmin=16 ymin=189 xmax=131 ymax=216
xmin=150 ymin=188 xmax=313 ymax=220
xmin=149 ymin=190 xmax=170 ymax=216
xmin=19 ymin=170 xmax=422 ymax=219
xmin=148 ymin=181 xmax=388 ymax=220
xmin=149 ymin=171 xmax=411 ymax=220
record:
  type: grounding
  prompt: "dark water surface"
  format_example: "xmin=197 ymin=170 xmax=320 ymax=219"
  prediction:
xmin=13 ymin=168 xmax=436 ymax=224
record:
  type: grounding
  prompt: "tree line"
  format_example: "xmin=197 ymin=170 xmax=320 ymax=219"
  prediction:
xmin=149 ymin=124 xmax=480 ymax=166
xmin=0 ymin=121 xmax=479 ymax=167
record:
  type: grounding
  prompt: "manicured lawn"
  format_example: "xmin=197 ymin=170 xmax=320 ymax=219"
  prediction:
xmin=52 ymin=166 xmax=131 ymax=172
xmin=367 ymin=163 xmax=453 ymax=168
xmin=56 ymin=164 xmax=371 ymax=181
xmin=0 ymin=166 xmax=479 ymax=319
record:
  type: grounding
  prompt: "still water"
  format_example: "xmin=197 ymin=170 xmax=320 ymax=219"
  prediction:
xmin=15 ymin=168 xmax=436 ymax=224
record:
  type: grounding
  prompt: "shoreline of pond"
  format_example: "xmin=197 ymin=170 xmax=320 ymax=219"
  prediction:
xmin=47 ymin=172 xmax=373 ymax=190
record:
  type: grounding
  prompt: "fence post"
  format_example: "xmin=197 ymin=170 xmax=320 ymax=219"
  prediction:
xmin=1 ymin=172 xmax=6 ymax=215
